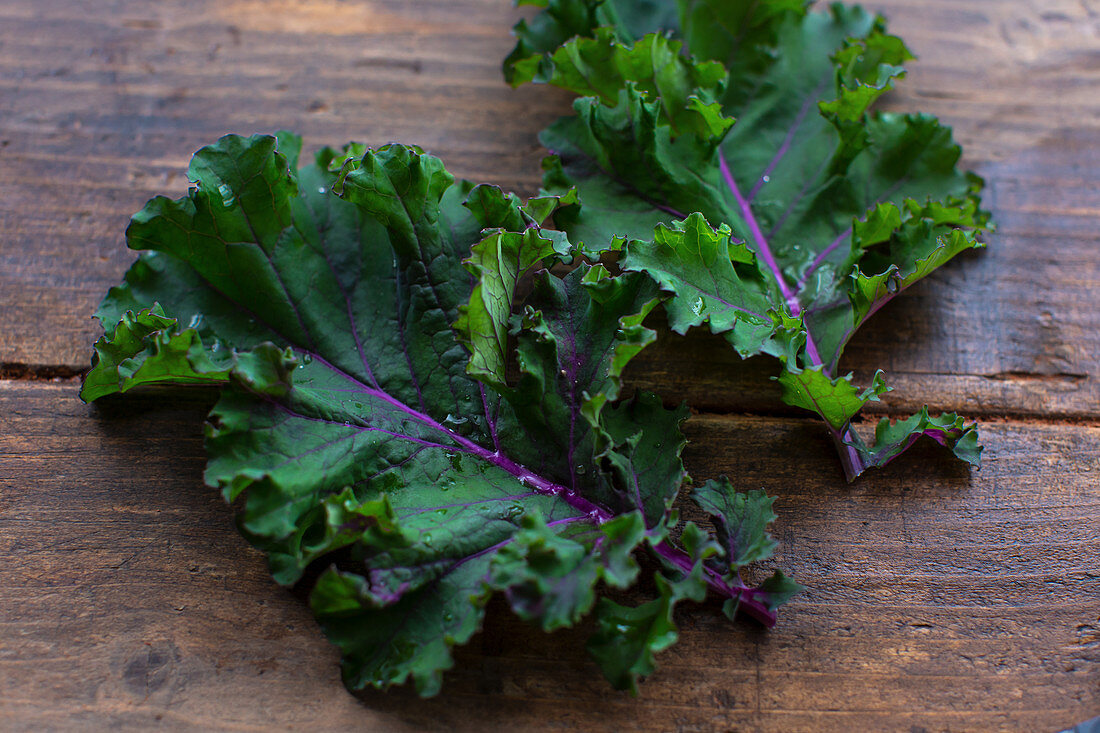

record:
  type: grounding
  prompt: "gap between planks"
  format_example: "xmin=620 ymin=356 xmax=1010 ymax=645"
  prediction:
xmin=3 ymin=369 xmax=1096 ymax=428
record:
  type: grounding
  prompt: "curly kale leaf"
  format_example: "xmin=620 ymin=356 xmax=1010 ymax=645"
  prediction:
xmin=507 ymin=0 xmax=990 ymax=480
xmin=83 ymin=133 xmax=796 ymax=695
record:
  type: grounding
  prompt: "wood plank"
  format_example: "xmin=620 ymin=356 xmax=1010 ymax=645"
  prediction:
xmin=0 ymin=0 xmax=1097 ymax=420
xmin=1 ymin=380 xmax=1095 ymax=730
xmin=0 ymin=0 xmax=569 ymax=368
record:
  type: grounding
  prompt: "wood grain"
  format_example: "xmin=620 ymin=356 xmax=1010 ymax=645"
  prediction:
xmin=0 ymin=381 xmax=1096 ymax=731
xmin=2 ymin=0 xmax=1098 ymax=729
xmin=0 ymin=0 xmax=568 ymax=367
xmin=0 ymin=0 xmax=1097 ymax=421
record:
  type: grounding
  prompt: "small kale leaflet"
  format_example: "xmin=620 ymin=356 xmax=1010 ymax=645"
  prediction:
xmin=506 ymin=0 xmax=991 ymax=480
xmin=83 ymin=133 xmax=798 ymax=696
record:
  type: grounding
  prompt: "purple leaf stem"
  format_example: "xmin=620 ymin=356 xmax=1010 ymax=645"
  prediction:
xmin=831 ymin=428 xmax=866 ymax=482
xmin=478 ymin=383 xmax=501 ymax=453
xmin=796 ymin=226 xmax=852 ymax=291
xmin=797 ymin=178 xmax=911 ymax=294
xmin=655 ymin=201 xmax=689 ymax=219
xmin=827 ymin=281 xmax=908 ymax=372
xmin=720 ymin=151 xmax=868 ymax=479
xmin=718 ymin=151 xmax=822 ymax=364
xmin=789 ymin=361 xmax=868 ymax=482
xmin=303 ymin=353 xmax=765 ymax=613
xmin=747 ymin=89 xmax=821 ymax=203
xmin=651 ymin=541 xmax=778 ymax=627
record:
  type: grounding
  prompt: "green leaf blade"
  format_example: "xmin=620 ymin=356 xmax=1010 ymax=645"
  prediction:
xmin=86 ymin=131 xmax=788 ymax=696
xmin=517 ymin=0 xmax=990 ymax=477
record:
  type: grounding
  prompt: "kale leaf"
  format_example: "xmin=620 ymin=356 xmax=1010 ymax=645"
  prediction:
xmin=506 ymin=0 xmax=990 ymax=479
xmin=83 ymin=132 xmax=798 ymax=695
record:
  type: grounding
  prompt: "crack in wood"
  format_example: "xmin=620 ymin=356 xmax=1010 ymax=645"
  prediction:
xmin=2 ymin=364 xmax=1097 ymax=426
xmin=982 ymin=370 xmax=1089 ymax=384
xmin=0 ymin=362 xmax=87 ymax=381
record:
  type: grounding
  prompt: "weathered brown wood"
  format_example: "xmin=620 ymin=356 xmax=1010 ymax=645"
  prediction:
xmin=0 ymin=0 xmax=570 ymax=367
xmin=0 ymin=0 xmax=1098 ymax=421
xmin=1 ymin=381 xmax=1096 ymax=730
xmin=2 ymin=1 xmax=1098 ymax=729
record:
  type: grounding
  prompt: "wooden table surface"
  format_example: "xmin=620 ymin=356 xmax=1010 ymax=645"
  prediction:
xmin=1 ymin=1 xmax=1097 ymax=730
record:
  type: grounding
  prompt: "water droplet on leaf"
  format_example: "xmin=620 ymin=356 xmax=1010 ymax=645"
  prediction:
xmin=216 ymin=183 xmax=235 ymax=208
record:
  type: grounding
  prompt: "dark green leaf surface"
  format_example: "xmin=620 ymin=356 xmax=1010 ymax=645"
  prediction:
xmin=692 ymin=482 xmax=779 ymax=570
xmin=507 ymin=0 xmax=990 ymax=479
xmin=587 ymin=568 xmax=705 ymax=694
xmin=84 ymin=132 xmax=795 ymax=696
